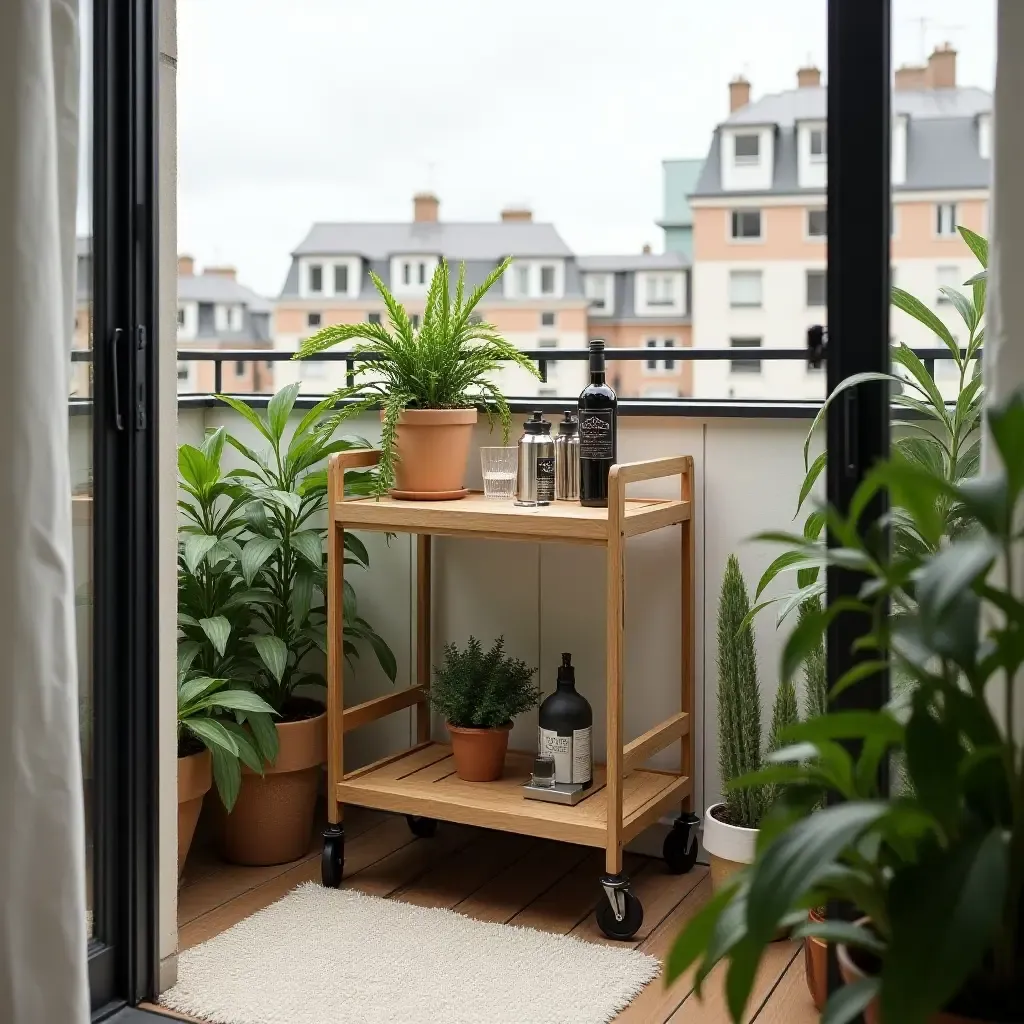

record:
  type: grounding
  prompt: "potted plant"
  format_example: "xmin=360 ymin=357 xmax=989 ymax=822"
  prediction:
xmin=667 ymin=392 xmax=1024 ymax=1024
xmin=430 ymin=636 xmax=541 ymax=782
xmin=177 ymin=385 xmax=396 ymax=866
xmin=706 ymin=555 xmax=799 ymax=890
xmin=176 ymin=647 xmax=277 ymax=873
xmin=295 ymin=258 xmax=541 ymax=500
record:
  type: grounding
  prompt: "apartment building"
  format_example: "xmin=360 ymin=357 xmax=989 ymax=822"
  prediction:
xmin=578 ymin=251 xmax=693 ymax=399
xmin=273 ymin=194 xmax=590 ymax=401
xmin=176 ymin=256 xmax=274 ymax=394
xmin=689 ymin=45 xmax=991 ymax=400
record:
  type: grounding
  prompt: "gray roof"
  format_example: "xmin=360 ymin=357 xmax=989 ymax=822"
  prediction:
xmin=178 ymin=273 xmax=272 ymax=313
xmin=694 ymin=85 xmax=991 ymax=197
xmin=577 ymin=253 xmax=689 ymax=272
xmin=292 ymin=221 xmax=573 ymax=261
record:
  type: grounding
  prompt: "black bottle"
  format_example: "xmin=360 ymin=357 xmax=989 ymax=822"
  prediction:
xmin=577 ymin=339 xmax=617 ymax=507
xmin=537 ymin=654 xmax=593 ymax=788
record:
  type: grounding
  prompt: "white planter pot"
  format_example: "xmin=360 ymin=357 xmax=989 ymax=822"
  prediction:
xmin=703 ymin=801 xmax=759 ymax=890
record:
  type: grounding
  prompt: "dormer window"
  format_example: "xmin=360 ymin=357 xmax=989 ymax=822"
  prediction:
xmin=734 ymin=133 xmax=760 ymax=165
xmin=584 ymin=274 xmax=612 ymax=313
xmin=809 ymin=127 xmax=826 ymax=161
xmin=645 ymin=275 xmax=675 ymax=307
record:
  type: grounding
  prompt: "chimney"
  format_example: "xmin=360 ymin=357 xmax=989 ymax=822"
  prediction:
xmin=729 ymin=75 xmax=751 ymax=113
xmin=413 ymin=192 xmax=439 ymax=223
xmin=204 ymin=266 xmax=237 ymax=280
xmin=642 ymin=243 xmax=652 ymax=255
xmin=797 ymin=65 xmax=821 ymax=89
xmin=927 ymin=42 xmax=957 ymax=89
xmin=177 ymin=254 xmax=194 ymax=277
xmin=895 ymin=64 xmax=928 ymax=91
xmin=500 ymin=206 xmax=533 ymax=222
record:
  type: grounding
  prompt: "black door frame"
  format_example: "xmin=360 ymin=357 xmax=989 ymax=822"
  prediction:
xmin=825 ymin=0 xmax=891 ymax=1010
xmin=90 ymin=0 xmax=160 ymax=1015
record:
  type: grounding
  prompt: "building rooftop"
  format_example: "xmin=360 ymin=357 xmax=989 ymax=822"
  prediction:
xmin=577 ymin=252 xmax=689 ymax=272
xmin=660 ymin=159 xmax=705 ymax=228
xmin=178 ymin=272 xmax=272 ymax=314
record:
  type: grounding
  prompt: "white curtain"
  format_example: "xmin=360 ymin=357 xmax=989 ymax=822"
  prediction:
xmin=986 ymin=2 xmax=1024 ymax=742
xmin=0 ymin=1 xmax=88 ymax=1022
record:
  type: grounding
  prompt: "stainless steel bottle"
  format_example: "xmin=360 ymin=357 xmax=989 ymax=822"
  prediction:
xmin=554 ymin=411 xmax=580 ymax=501
xmin=516 ymin=411 xmax=555 ymax=505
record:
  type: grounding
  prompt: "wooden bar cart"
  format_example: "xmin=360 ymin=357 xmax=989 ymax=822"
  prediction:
xmin=320 ymin=450 xmax=699 ymax=939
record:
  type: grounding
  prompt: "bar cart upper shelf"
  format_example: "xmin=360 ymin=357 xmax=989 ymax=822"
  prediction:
xmin=320 ymin=450 xmax=699 ymax=940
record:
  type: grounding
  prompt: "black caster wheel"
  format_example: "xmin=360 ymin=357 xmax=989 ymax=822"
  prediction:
xmin=595 ymin=876 xmax=643 ymax=940
xmin=321 ymin=824 xmax=345 ymax=887
xmin=406 ymin=815 xmax=438 ymax=838
xmin=663 ymin=813 xmax=700 ymax=874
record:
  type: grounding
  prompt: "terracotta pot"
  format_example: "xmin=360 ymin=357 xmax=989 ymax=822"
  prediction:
xmin=213 ymin=711 xmax=327 ymax=866
xmin=703 ymin=802 xmax=758 ymax=891
xmin=837 ymin=937 xmax=991 ymax=1023
xmin=804 ymin=907 xmax=828 ymax=1012
xmin=447 ymin=721 xmax=512 ymax=782
xmin=387 ymin=408 xmax=477 ymax=499
xmin=177 ymin=749 xmax=212 ymax=875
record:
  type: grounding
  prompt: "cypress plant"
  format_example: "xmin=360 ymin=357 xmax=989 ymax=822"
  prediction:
xmin=716 ymin=554 xmax=764 ymax=827
xmin=799 ymin=598 xmax=828 ymax=721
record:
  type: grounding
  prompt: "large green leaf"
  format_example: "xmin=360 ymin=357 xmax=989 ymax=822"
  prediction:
xmin=183 ymin=533 xmax=220 ymax=575
xmin=903 ymin=702 xmax=961 ymax=829
xmin=176 ymin=640 xmax=202 ymax=679
xmin=822 ymin=978 xmax=880 ymax=1024
xmin=208 ymin=739 xmax=242 ymax=811
xmin=221 ymin=720 xmax=266 ymax=774
xmin=987 ymin=391 xmax=1024 ymax=504
xmin=177 ymin=444 xmax=209 ymax=491
xmin=178 ymin=674 xmax=225 ymax=712
xmin=957 ymin=225 xmax=988 ymax=268
xmin=246 ymin=710 xmax=280 ymax=766
xmin=198 ymin=615 xmax=232 ymax=657
xmin=290 ymin=530 xmax=323 ymax=569
xmin=881 ymin=829 xmax=1009 ymax=1023
xmin=891 ymin=288 xmax=961 ymax=366
xmin=665 ymin=879 xmax=742 ymax=983
xmin=217 ymin=394 xmax=274 ymax=443
xmin=891 ymin=344 xmax=949 ymax=421
xmin=185 ymin=715 xmax=238 ymax=756
xmin=938 ymin=286 xmax=978 ymax=337
xmin=803 ymin=372 xmax=901 ymax=470
xmin=249 ymin=633 xmax=288 ymax=683
xmin=265 ymin=489 xmax=302 ymax=518
xmin=361 ymin=626 xmax=397 ymax=683
xmin=915 ymin=533 xmax=999 ymax=620
xmin=291 ymin=565 xmax=314 ymax=627
xmin=195 ymin=688 xmax=278 ymax=716
xmin=267 ymin=382 xmax=302 ymax=442
xmin=344 ymin=531 xmax=370 ymax=568
xmin=240 ymin=536 xmax=280 ymax=585
xmin=200 ymin=425 xmax=226 ymax=467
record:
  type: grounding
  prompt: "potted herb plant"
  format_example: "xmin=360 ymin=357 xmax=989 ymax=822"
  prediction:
xmin=668 ymin=392 xmax=1024 ymax=1024
xmin=705 ymin=555 xmax=799 ymax=890
xmin=177 ymin=385 xmax=396 ymax=866
xmin=430 ymin=636 xmax=541 ymax=782
xmin=176 ymin=647 xmax=277 ymax=873
xmin=295 ymin=258 xmax=541 ymax=500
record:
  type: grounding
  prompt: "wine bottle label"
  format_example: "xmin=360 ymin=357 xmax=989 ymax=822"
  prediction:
xmin=578 ymin=411 xmax=614 ymax=460
xmin=538 ymin=726 xmax=592 ymax=784
xmin=536 ymin=456 xmax=555 ymax=501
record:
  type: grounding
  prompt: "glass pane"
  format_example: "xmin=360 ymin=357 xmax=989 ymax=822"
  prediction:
xmin=73 ymin=0 xmax=94 ymax=939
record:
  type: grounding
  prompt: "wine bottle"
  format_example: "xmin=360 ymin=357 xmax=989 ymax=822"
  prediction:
xmin=578 ymin=339 xmax=617 ymax=507
xmin=537 ymin=654 xmax=593 ymax=788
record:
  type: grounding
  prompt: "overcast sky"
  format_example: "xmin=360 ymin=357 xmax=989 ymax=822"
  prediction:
xmin=177 ymin=0 xmax=996 ymax=297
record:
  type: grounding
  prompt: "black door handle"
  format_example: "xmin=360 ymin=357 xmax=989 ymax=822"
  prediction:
xmin=111 ymin=327 xmax=125 ymax=431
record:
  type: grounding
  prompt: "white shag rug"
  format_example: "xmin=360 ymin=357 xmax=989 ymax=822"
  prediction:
xmin=161 ymin=882 xmax=659 ymax=1024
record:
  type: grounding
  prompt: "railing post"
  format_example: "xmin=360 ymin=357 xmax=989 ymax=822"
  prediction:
xmin=346 ymin=357 xmax=354 ymax=389
xmin=214 ymin=358 xmax=222 ymax=394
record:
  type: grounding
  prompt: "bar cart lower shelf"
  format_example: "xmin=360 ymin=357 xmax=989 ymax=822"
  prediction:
xmin=320 ymin=450 xmax=699 ymax=940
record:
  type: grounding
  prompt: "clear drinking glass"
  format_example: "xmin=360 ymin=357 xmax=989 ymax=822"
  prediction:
xmin=531 ymin=755 xmax=556 ymax=788
xmin=480 ymin=447 xmax=518 ymax=499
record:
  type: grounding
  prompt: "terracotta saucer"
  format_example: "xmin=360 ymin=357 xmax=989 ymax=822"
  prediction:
xmin=389 ymin=487 xmax=469 ymax=501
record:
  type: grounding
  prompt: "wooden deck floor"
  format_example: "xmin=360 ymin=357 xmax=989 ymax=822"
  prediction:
xmin=148 ymin=809 xmax=819 ymax=1023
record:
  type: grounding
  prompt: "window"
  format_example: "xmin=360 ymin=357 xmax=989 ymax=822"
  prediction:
xmin=645 ymin=275 xmax=675 ymax=307
xmin=402 ymin=261 xmax=411 ymax=285
xmin=807 ymin=208 xmax=827 ymax=238
xmin=540 ymin=265 xmax=556 ymax=295
xmin=936 ymin=202 xmax=958 ymax=237
xmin=515 ymin=263 xmax=530 ymax=296
xmin=806 ymin=270 xmax=826 ymax=307
xmin=585 ymin=275 xmax=609 ymax=310
xmin=730 ymin=337 xmax=762 ymax=374
xmin=235 ymin=360 xmax=246 ymax=376
xmin=265 ymin=361 xmax=273 ymax=370
xmin=309 ymin=264 xmax=323 ymax=293
xmin=809 ymin=127 xmax=826 ymax=161
xmin=734 ymin=133 xmax=760 ymax=164
xmin=538 ymin=387 xmax=558 ymax=398
xmin=410 ymin=314 xmax=421 ymax=329
xmin=368 ymin=312 xmax=381 ymax=324
xmin=937 ymin=265 xmax=960 ymax=303
xmin=333 ymin=264 xmax=348 ymax=294
xmin=731 ymin=209 xmax=762 ymax=240
xmin=728 ymin=269 xmax=763 ymax=308
xmin=538 ymin=338 xmax=557 ymax=348
xmin=645 ymin=338 xmax=676 ymax=373
xmin=176 ymin=307 xmax=185 ymax=327
xmin=176 ymin=362 xmax=189 ymax=382
xmin=540 ymin=311 xmax=556 ymax=327
xmin=307 ymin=312 xmax=322 ymax=328
xmin=417 ymin=261 xmax=426 ymax=285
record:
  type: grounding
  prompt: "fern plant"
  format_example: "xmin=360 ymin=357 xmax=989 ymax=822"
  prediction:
xmin=430 ymin=636 xmax=541 ymax=729
xmin=294 ymin=258 xmax=541 ymax=496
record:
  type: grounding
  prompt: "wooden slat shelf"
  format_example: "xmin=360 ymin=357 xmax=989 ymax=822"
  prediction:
xmin=337 ymin=743 xmax=692 ymax=848
xmin=332 ymin=491 xmax=691 ymax=545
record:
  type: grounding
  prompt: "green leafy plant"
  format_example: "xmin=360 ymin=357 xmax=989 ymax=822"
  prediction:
xmin=176 ymin=644 xmax=278 ymax=812
xmin=430 ymin=636 xmax=541 ymax=729
xmin=293 ymin=258 xmax=541 ymax=496
xmin=213 ymin=383 xmax=397 ymax=715
xmin=752 ymin=226 xmax=988 ymax=626
xmin=667 ymin=391 xmax=1024 ymax=1024
xmin=716 ymin=555 xmax=800 ymax=828
xmin=799 ymin=598 xmax=828 ymax=721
